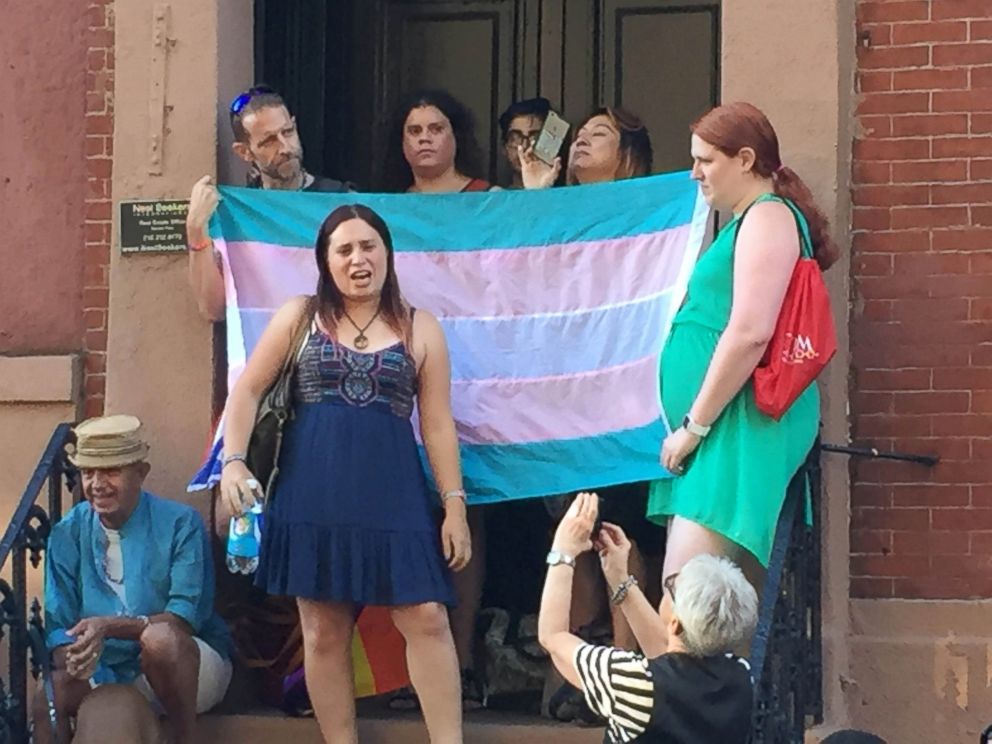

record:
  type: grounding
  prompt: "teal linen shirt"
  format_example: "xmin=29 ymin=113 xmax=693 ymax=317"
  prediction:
xmin=45 ymin=491 xmax=232 ymax=683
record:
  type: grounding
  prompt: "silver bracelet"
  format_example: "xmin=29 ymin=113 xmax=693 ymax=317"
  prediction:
xmin=222 ymin=453 xmax=247 ymax=469
xmin=610 ymin=575 xmax=639 ymax=606
xmin=440 ymin=489 xmax=466 ymax=503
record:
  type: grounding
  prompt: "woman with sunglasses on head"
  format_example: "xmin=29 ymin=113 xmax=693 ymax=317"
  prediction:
xmin=520 ymin=109 xmax=665 ymax=700
xmin=221 ymin=204 xmax=470 ymax=744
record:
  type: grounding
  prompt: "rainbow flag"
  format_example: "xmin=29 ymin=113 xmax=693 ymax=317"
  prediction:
xmin=189 ymin=172 xmax=708 ymax=501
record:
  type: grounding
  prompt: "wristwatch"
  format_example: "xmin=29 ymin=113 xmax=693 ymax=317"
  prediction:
xmin=682 ymin=414 xmax=711 ymax=438
xmin=546 ymin=550 xmax=576 ymax=568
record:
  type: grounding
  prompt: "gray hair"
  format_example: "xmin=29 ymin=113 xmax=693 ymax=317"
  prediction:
xmin=672 ymin=554 xmax=758 ymax=657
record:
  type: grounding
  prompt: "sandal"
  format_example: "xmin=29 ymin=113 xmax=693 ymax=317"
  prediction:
xmin=461 ymin=668 xmax=486 ymax=711
xmin=387 ymin=685 xmax=420 ymax=711
xmin=548 ymin=682 xmax=602 ymax=726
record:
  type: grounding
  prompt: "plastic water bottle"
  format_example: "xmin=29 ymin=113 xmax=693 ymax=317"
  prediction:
xmin=227 ymin=503 xmax=263 ymax=574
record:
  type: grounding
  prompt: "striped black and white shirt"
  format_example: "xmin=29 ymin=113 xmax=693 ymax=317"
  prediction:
xmin=573 ymin=644 xmax=753 ymax=744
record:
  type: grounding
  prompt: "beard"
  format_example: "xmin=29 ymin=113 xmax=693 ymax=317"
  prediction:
xmin=255 ymin=150 xmax=303 ymax=185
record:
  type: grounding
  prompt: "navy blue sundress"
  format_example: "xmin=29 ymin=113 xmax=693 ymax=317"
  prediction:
xmin=255 ymin=324 xmax=456 ymax=606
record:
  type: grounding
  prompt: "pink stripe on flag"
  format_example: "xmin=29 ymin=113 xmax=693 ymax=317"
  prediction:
xmin=225 ymin=227 xmax=689 ymax=316
xmin=445 ymin=354 xmax=661 ymax=445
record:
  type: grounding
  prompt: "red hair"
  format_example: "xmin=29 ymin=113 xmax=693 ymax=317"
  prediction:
xmin=691 ymin=102 xmax=838 ymax=270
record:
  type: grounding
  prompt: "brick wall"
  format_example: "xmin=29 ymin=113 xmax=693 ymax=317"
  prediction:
xmin=851 ymin=0 xmax=992 ymax=599
xmin=83 ymin=0 xmax=115 ymax=418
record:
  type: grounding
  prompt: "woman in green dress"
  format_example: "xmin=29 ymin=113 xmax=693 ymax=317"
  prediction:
xmin=642 ymin=101 xmax=838 ymax=652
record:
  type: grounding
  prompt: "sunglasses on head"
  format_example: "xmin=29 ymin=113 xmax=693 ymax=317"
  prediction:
xmin=663 ymin=572 xmax=679 ymax=604
xmin=230 ymin=85 xmax=276 ymax=116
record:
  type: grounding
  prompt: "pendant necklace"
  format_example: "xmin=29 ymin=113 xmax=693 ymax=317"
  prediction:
xmin=342 ymin=307 xmax=382 ymax=350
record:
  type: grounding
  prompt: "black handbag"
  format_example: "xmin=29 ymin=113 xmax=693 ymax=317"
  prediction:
xmin=245 ymin=296 xmax=316 ymax=501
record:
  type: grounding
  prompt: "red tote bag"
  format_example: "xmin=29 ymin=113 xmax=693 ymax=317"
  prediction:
xmin=739 ymin=199 xmax=837 ymax=420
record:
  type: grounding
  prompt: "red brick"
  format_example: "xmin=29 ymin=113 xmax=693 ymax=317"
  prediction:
xmin=931 ymin=182 xmax=992 ymax=204
xmin=893 ymin=67 xmax=970 ymax=91
xmin=84 ymin=374 xmax=106 ymax=396
xmin=857 ymin=343 xmax=970 ymax=368
xmin=84 ymin=353 xmax=106 ymax=376
xmin=933 ymin=42 xmax=992 ymax=66
xmin=83 ymin=287 xmax=110 ymax=309
xmin=851 ymin=577 xmax=894 ymax=598
xmin=932 ymin=227 xmax=992 ymax=249
xmin=860 ymin=299 xmax=893 ymax=321
xmin=853 ymin=207 xmax=892 ymax=230
xmin=855 ymin=456 xmax=936 ymax=484
xmin=84 ymin=135 xmax=105 ymax=157
xmin=85 ymin=113 xmax=114 ymax=135
xmin=82 ymin=264 xmax=107 ymax=288
xmin=86 ymin=158 xmax=112 ymax=179
xmin=938 ymin=460 xmax=992 ymax=484
xmin=969 ymin=251 xmax=992 ymax=273
xmin=859 ymin=115 xmax=893 ymax=137
xmin=84 ymin=309 xmax=106 ymax=331
xmin=972 ymin=20 xmax=992 ymax=40
xmin=893 ymin=252 xmax=971 ymax=275
xmin=935 ymin=554 xmax=992 ymax=576
xmin=890 ymin=206 xmax=969 ymax=229
xmin=852 ymin=160 xmax=892 ymax=184
xmin=853 ymin=183 xmax=929 ymax=206
xmin=859 ymin=2 xmax=931 ymax=23
xmin=84 ymin=222 xmax=109 ymax=244
xmin=974 ymin=159 xmax=992 ymax=180
xmin=974 ymin=439 xmax=992 ymax=459
xmin=973 ymin=114 xmax=992 ymax=134
xmin=890 ymin=297 xmax=970 ymax=322
xmin=853 ymin=390 xmax=895 ymax=414
xmin=974 ymin=345 xmax=992 ymax=365
xmin=87 ymin=28 xmax=114 ymax=48
xmin=932 ymin=136 xmax=992 ymax=158
xmin=971 ymin=298 xmax=992 ymax=320
xmin=929 ymin=275 xmax=992 ymax=298
xmin=893 ymin=576 xmax=992 ymax=599
xmin=857 ymin=367 xmax=932 ymax=391
xmin=852 ymin=528 xmax=892 ymax=554
xmin=87 ymin=49 xmax=105 ymax=72
xmin=851 ymin=554 xmax=930 ymax=578
xmin=972 ymin=389 xmax=992 ymax=411
xmin=83 ymin=397 xmax=105 ymax=419
xmin=933 ymin=508 xmax=992 ymax=530
xmin=892 ymin=528 xmax=971 ymax=553
xmin=892 ymin=159 xmax=968 ymax=183
xmin=891 ymin=113 xmax=969 ymax=136
xmin=970 ymin=532 xmax=992 ymax=553
xmin=893 ymin=437 xmax=971 ymax=460
xmin=934 ymin=89 xmax=992 ymax=112
xmin=932 ymin=413 xmax=992 ymax=436
xmin=972 ymin=66 xmax=992 ymax=88
xmin=893 ymin=391 xmax=971 ymax=414
xmin=855 ymin=272 xmax=930 ymax=300
xmin=83 ymin=245 xmax=109 ymax=267
xmin=853 ymin=253 xmax=895 ymax=276
xmin=852 ymin=230 xmax=930 ymax=252
xmin=87 ymin=178 xmax=109 ymax=200
xmin=893 ymin=20 xmax=969 ymax=43
xmin=856 ymin=413 xmax=934 ymax=438
xmin=85 ymin=200 xmax=111 ymax=221
xmin=857 ymin=91 xmax=930 ymax=115
xmin=851 ymin=484 xmax=893 ymax=508
xmin=933 ymin=366 xmax=992 ymax=390
xmin=932 ymin=0 xmax=992 ymax=20
xmin=859 ymin=44 xmax=931 ymax=70
xmin=87 ymin=3 xmax=108 ymax=28
xmin=973 ymin=205 xmax=992 ymax=225
xmin=859 ymin=71 xmax=893 ymax=93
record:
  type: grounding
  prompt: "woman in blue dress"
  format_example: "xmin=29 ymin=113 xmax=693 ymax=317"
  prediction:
xmin=221 ymin=204 xmax=471 ymax=744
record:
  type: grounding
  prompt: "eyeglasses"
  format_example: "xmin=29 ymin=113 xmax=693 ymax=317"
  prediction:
xmin=663 ymin=572 xmax=679 ymax=604
xmin=505 ymin=130 xmax=540 ymax=148
xmin=229 ymin=85 xmax=276 ymax=116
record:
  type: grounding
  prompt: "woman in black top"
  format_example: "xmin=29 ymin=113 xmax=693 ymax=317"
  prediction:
xmin=538 ymin=493 xmax=758 ymax=743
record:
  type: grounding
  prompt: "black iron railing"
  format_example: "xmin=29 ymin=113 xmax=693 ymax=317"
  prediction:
xmin=0 ymin=424 xmax=75 ymax=744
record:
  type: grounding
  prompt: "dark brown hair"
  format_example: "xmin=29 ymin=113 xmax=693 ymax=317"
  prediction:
xmin=569 ymin=107 xmax=653 ymax=184
xmin=691 ymin=101 xmax=838 ymax=269
xmin=379 ymin=89 xmax=486 ymax=192
xmin=314 ymin=204 xmax=411 ymax=347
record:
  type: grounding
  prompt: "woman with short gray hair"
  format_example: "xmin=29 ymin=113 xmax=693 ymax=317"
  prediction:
xmin=539 ymin=492 xmax=757 ymax=744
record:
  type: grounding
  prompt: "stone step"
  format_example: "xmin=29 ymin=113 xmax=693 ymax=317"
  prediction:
xmin=194 ymin=710 xmax=605 ymax=744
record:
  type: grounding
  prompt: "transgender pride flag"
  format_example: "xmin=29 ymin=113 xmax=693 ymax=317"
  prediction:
xmin=189 ymin=171 xmax=708 ymax=503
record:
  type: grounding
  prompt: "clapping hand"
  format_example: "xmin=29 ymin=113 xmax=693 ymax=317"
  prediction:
xmin=595 ymin=522 xmax=632 ymax=590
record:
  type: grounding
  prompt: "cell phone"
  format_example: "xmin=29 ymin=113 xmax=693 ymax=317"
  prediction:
xmin=532 ymin=110 xmax=570 ymax=166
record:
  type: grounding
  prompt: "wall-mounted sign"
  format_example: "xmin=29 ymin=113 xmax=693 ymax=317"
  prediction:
xmin=119 ymin=199 xmax=189 ymax=254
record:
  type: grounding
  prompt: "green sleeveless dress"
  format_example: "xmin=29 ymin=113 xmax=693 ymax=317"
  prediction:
xmin=646 ymin=194 xmax=820 ymax=567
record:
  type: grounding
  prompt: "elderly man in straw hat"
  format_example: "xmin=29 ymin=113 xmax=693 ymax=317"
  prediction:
xmin=34 ymin=415 xmax=232 ymax=744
